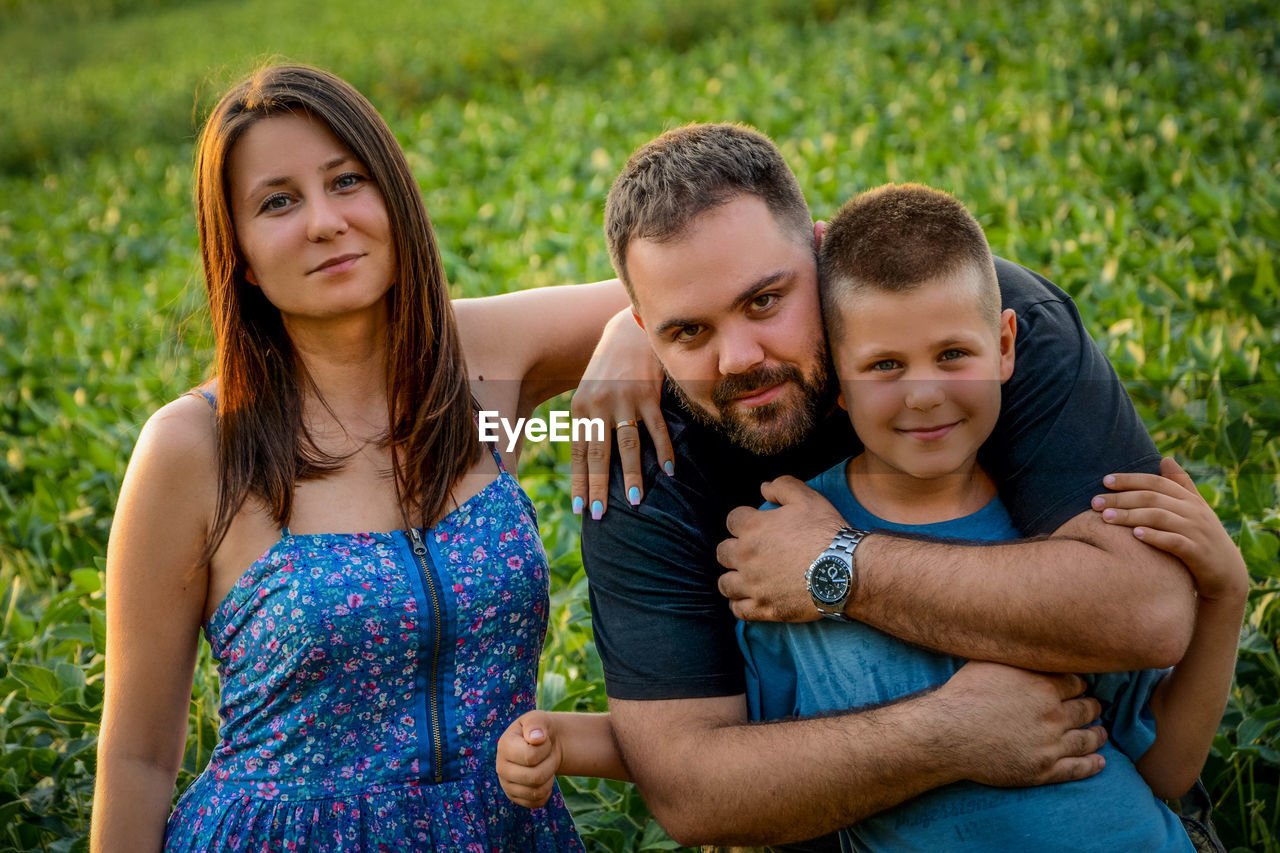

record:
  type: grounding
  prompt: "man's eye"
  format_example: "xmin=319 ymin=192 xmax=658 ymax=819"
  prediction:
xmin=940 ymin=349 xmax=967 ymax=362
xmin=674 ymin=325 xmax=703 ymax=343
xmin=749 ymin=293 xmax=778 ymax=312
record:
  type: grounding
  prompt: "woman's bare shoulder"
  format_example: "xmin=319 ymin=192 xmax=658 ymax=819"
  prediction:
xmin=125 ymin=389 xmax=219 ymax=509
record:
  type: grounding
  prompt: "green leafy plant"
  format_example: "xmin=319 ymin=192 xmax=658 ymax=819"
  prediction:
xmin=1 ymin=1 xmax=1277 ymax=851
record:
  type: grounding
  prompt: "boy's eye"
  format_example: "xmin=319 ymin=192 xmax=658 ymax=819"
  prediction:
xmin=939 ymin=349 xmax=967 ymax=362
xmin=872 ymin=359 xmax=901 ymax=372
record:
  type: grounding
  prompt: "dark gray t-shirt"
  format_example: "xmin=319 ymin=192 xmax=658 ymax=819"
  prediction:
xmin=582 ymin=258 xmax=1161 ymax=701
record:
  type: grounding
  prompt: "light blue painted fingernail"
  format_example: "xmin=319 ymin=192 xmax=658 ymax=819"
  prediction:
xmin=664 ymin=460 xmax=675 ymax=476
xmin=572 ymin=496 xmax=584 ymax=515
xmin=628 ymin=486 xmax=641 ymax=505
xmin=591 ymin=500 xmax=604 ymax=520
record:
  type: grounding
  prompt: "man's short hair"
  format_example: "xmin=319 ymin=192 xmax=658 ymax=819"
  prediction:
xmin=818 ymin=183 xmax=1000 ymax=341
xmin=605 ymin=123 xmax=813 ymax=297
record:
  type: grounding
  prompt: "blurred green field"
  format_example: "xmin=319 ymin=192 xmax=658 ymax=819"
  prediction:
xmin=1 ymin=0 xmax=1278 ymax=850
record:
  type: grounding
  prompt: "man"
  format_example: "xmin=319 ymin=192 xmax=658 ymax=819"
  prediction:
xmin=579 ymin=123 xmax=1195 ymax=848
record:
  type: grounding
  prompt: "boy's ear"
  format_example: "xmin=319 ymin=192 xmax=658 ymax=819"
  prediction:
xmin=813 ymin=220 xmax=827 ymax=250
xmin=998 ymin=308 xmax=1017 ymax=383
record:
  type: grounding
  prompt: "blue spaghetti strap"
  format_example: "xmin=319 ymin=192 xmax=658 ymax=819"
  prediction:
xmin=487 ymin=443 xmax=507 ymax=473
xmin=185 ymin=389 xmax=217 ymax=410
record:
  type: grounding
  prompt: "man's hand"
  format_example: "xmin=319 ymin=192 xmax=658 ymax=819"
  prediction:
xmin=935 ymin=661 xmax=1107 ymax=787
xmin=717 ymin=475 xmax=847 ymax=621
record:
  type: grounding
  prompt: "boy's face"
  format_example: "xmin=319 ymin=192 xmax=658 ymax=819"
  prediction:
xmin=831 ymin=266 xmax=1016 ymax=482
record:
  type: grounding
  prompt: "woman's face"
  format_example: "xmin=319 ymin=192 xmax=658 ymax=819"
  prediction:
xmin=227 ymin=111 xmax=394 ymax=327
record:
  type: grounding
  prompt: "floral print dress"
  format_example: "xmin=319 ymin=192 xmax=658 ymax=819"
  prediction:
xmin=163 ymin=456 xmax=583 ymax=851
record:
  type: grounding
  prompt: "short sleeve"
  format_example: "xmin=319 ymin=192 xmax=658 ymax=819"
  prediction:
xmin=738 ymin=619 xmax=800 ymax=721
xmin=981 ymin=260 xmax=1161 ymax=536
xmin=1088 ymin=668 xmax=1169 ymax=763
xmin=581 ymin=445 xmax=745 ymax=701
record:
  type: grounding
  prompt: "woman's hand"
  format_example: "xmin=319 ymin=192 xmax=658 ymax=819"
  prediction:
xmin=570 ymin=308 xmax=673 ymax=519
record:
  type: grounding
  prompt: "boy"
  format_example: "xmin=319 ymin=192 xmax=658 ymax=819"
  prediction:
xmin=496 ymin=185 xmax=1245 ymax=851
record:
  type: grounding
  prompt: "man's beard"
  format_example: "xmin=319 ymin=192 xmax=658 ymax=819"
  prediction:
xmin=668 ymin=341 xmax=835 ymax=456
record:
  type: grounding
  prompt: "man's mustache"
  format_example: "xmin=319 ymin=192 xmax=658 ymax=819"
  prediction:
xmin=711 ymin=364 xmax=804 ymax=409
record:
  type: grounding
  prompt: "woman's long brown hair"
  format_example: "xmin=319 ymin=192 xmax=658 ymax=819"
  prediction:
xmin=193 ymin=64 xmax=480 ymax=563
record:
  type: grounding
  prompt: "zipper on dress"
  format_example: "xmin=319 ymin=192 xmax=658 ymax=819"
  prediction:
xmin=408 ymin=526 xmax=446 ymax=783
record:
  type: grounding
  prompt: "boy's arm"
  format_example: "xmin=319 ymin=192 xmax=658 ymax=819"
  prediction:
xmin=1093 ymin=459 xmax=1248 ymax=798
xmin=496 ymin=710 xmax=630 ymax=808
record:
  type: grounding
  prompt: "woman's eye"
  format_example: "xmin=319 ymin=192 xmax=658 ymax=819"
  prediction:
xmin=335 ymin=172 xmax=365 ymax=190
xmin=260 ymin=194 xmax=290 ymax=212
xmin=872 ymin=359 xmax=900 ymax=372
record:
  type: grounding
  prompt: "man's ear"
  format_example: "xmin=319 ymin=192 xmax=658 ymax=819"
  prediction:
xmin=998 ymin=308 xmax=1017 ymax=383
xmin=631 ymin=308 xmax=645 ymax=331
xmin=814 ymin=220 xmax=827 ymax=250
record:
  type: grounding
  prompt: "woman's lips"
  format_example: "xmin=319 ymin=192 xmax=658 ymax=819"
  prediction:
xmin=309 ymin=253 xmax=363 ymax=274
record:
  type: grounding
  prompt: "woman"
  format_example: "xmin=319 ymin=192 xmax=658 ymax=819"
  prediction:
xmin=91 ymin=64 xmax=630 ymax=851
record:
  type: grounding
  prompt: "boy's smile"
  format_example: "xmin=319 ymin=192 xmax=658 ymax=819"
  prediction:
xmin=832 ymin=266 xmax=1016 ymax=512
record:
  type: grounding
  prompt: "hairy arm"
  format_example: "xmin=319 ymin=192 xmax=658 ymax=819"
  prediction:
xmin=610 ymin=664 xmax=1106 ymax=847
xmin=718 ymin=478 xmax=1195 ymax=672
xmin=848 ymin=508 xmax=1195 ymax=670
xmin=91 ymin=398 xmax=214 ymax=852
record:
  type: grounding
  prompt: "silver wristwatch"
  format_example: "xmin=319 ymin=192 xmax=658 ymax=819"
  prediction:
xmin=805 ymin=527 xmax=867 ymax=621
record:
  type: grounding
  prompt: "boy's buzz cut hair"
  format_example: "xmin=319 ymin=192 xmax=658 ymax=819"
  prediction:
xmin=819 ymin=183 xmax=1000 ymax=341
xmin=605 ymin=123 xmax=813 ymax=298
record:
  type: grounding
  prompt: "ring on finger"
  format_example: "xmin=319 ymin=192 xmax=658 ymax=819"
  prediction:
xmin=614 ymin=418 xmax=640 ymax=430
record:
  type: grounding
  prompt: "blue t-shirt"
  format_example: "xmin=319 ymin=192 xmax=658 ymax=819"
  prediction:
xmin=738 ymin=460 xmax=1193 ymax=853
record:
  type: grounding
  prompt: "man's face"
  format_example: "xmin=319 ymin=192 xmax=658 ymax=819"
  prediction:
xmin=627 ymin=194 xmax=834 ymax=455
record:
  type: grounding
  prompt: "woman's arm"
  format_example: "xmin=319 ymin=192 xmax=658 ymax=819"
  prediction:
xmin=455 ymin=279 xmax=631 ymax=417
xmin=455 ymin=281 xmax=672 ymax=486
xmin=91 ymin=397 xmax=216 ymax=852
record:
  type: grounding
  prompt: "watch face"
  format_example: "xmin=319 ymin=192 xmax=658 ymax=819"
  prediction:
xmin=809 ymin=556 xmax=851 ymax=604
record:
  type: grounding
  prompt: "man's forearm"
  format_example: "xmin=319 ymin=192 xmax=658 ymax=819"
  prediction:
xmin=612 ymin=692 xmax=961 ymax=846
xmin=611 ymin=663 xmax=1106 ymax=847
xmin=847 ymin=515 xmax=1196 ymax=671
